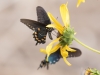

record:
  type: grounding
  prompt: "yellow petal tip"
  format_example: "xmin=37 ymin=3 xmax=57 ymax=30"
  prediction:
xmin=40 ymin=49 xmax=47 ymax=54
xmin=63 ymin=57 xmax=72 ymax=66
xmin=77 ymin=0 xmax=85 ymax=7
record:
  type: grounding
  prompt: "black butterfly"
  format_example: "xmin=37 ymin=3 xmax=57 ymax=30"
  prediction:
xmin=20 ymin=6 xmax=54 ymax=45
xmin=38 ymin=47 xmax=82 ymax=70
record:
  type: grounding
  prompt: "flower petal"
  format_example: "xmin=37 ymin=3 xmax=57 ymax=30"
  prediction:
xmin=46 ymin=43 xmax=61 ymax=61
xmin=46 ymin=45 xmax=52 ymax=54
xmin=49 ymin=37 xmax=61 ymax=46
xmin=46 ymin=54 xmax=50 ymax=61
xmin=46 ymin=37 xmax=60 ymax=54
xmin=47 ymin=12 xmax=64 ymax=31
xmin=60 ymin=47 xmax=71 ymax=66
xmin=63 ymin=57 xmax=71 ymax=66
xmin=77 ymin=0 xmax=85 ymax=7
xmin=46 ymin=44 xmax=60 ymax=61
xmin=45 ymin=38 xmax=61 ymax=61
xmin=50 ymin=43 xmax=61 ymax=54
xmin=40 ymin=49 xmax=47 ymax=54
xmin=60 ymin=47 xmax=68 ymax=57
xmin=65 ymin=45 xmax=76 ymax=52
xmin=60 ymin=3 xmax=70 ymax=28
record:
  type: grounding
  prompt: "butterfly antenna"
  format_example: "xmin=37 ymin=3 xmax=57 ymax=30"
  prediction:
xmin=56 ymin=17 xmax=58 ymax=19
xmin=37 ymin=63 xmax=41 ymax=70
xmin=37 ymin=66 xmax=40 ymax=70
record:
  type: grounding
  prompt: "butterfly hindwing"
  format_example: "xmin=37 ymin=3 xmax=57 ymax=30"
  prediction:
xmin=20 ymin=19 xmax=48 ymax=45
xmin=68 ymin=47 xmax=82 ymax=58
xmin=47 ymin=49 xmax=61 ymax=64
xmin=33 ymin=27 xmax=47 ymax=45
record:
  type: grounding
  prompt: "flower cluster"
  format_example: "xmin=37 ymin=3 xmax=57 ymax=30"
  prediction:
xmin=83 ymin=68 xmax=100 ymax=75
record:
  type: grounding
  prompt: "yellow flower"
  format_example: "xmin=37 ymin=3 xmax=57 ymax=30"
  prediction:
xmin=77 ymin=0 xmax=85 ymax=7
xmin=40 ymin=37 xmax=61 ymax=61
xmin=41 ymin=3 xmax=76 ymax=66
xmin=41 ymin=2 xmax=100 ymax=66
xmin=47 ymin=3 xmax=75 ymax=47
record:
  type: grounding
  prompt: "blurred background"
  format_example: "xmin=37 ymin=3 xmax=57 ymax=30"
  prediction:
xmin=0 ymin=0 xmax=100 ymax=75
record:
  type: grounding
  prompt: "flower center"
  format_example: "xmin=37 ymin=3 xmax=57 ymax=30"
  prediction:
xmin=60 ymin=27 xmax=75 ymax=46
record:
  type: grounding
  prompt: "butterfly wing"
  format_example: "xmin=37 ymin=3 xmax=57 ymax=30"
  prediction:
xmin=20 ymin=19 xmax=45 ymax=30
xmin=37 ymin=50 xmax=61 ymax=70
xmin=48 ymin=47 xmax=82 ymax=64
xmin=20 ymin=6 xmax=53 ymax=45
xmin=38 ymin=47 xmax=82 ymax=69
xmin=36 ymin=6 xmax=51 ymax=25
xmin=47 ymin=49 xmax=61 ymax=64
xmin=37 ymin=6 xmax=53 ymax=40
xmin=68 ymin=47 xmax=82 ymax=58
xmin=20 ymin=19 xmax=47 ymax=45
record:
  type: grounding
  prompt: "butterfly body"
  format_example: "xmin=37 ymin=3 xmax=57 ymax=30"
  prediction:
xmin=20 ymin=6 xmax=53 ymax=45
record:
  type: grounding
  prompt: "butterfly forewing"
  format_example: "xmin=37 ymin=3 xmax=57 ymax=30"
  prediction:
xmin=36 ymin=6 xmax=51 ymax=25
xmin=20 ymin=19 xmax=45 ymax=30
xmin=37 ymin=6 xmax=53 ymax=40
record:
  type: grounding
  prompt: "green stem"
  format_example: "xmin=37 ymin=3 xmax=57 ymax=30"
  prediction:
xmin=74 ymin=37 xmax=100 ymax=54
